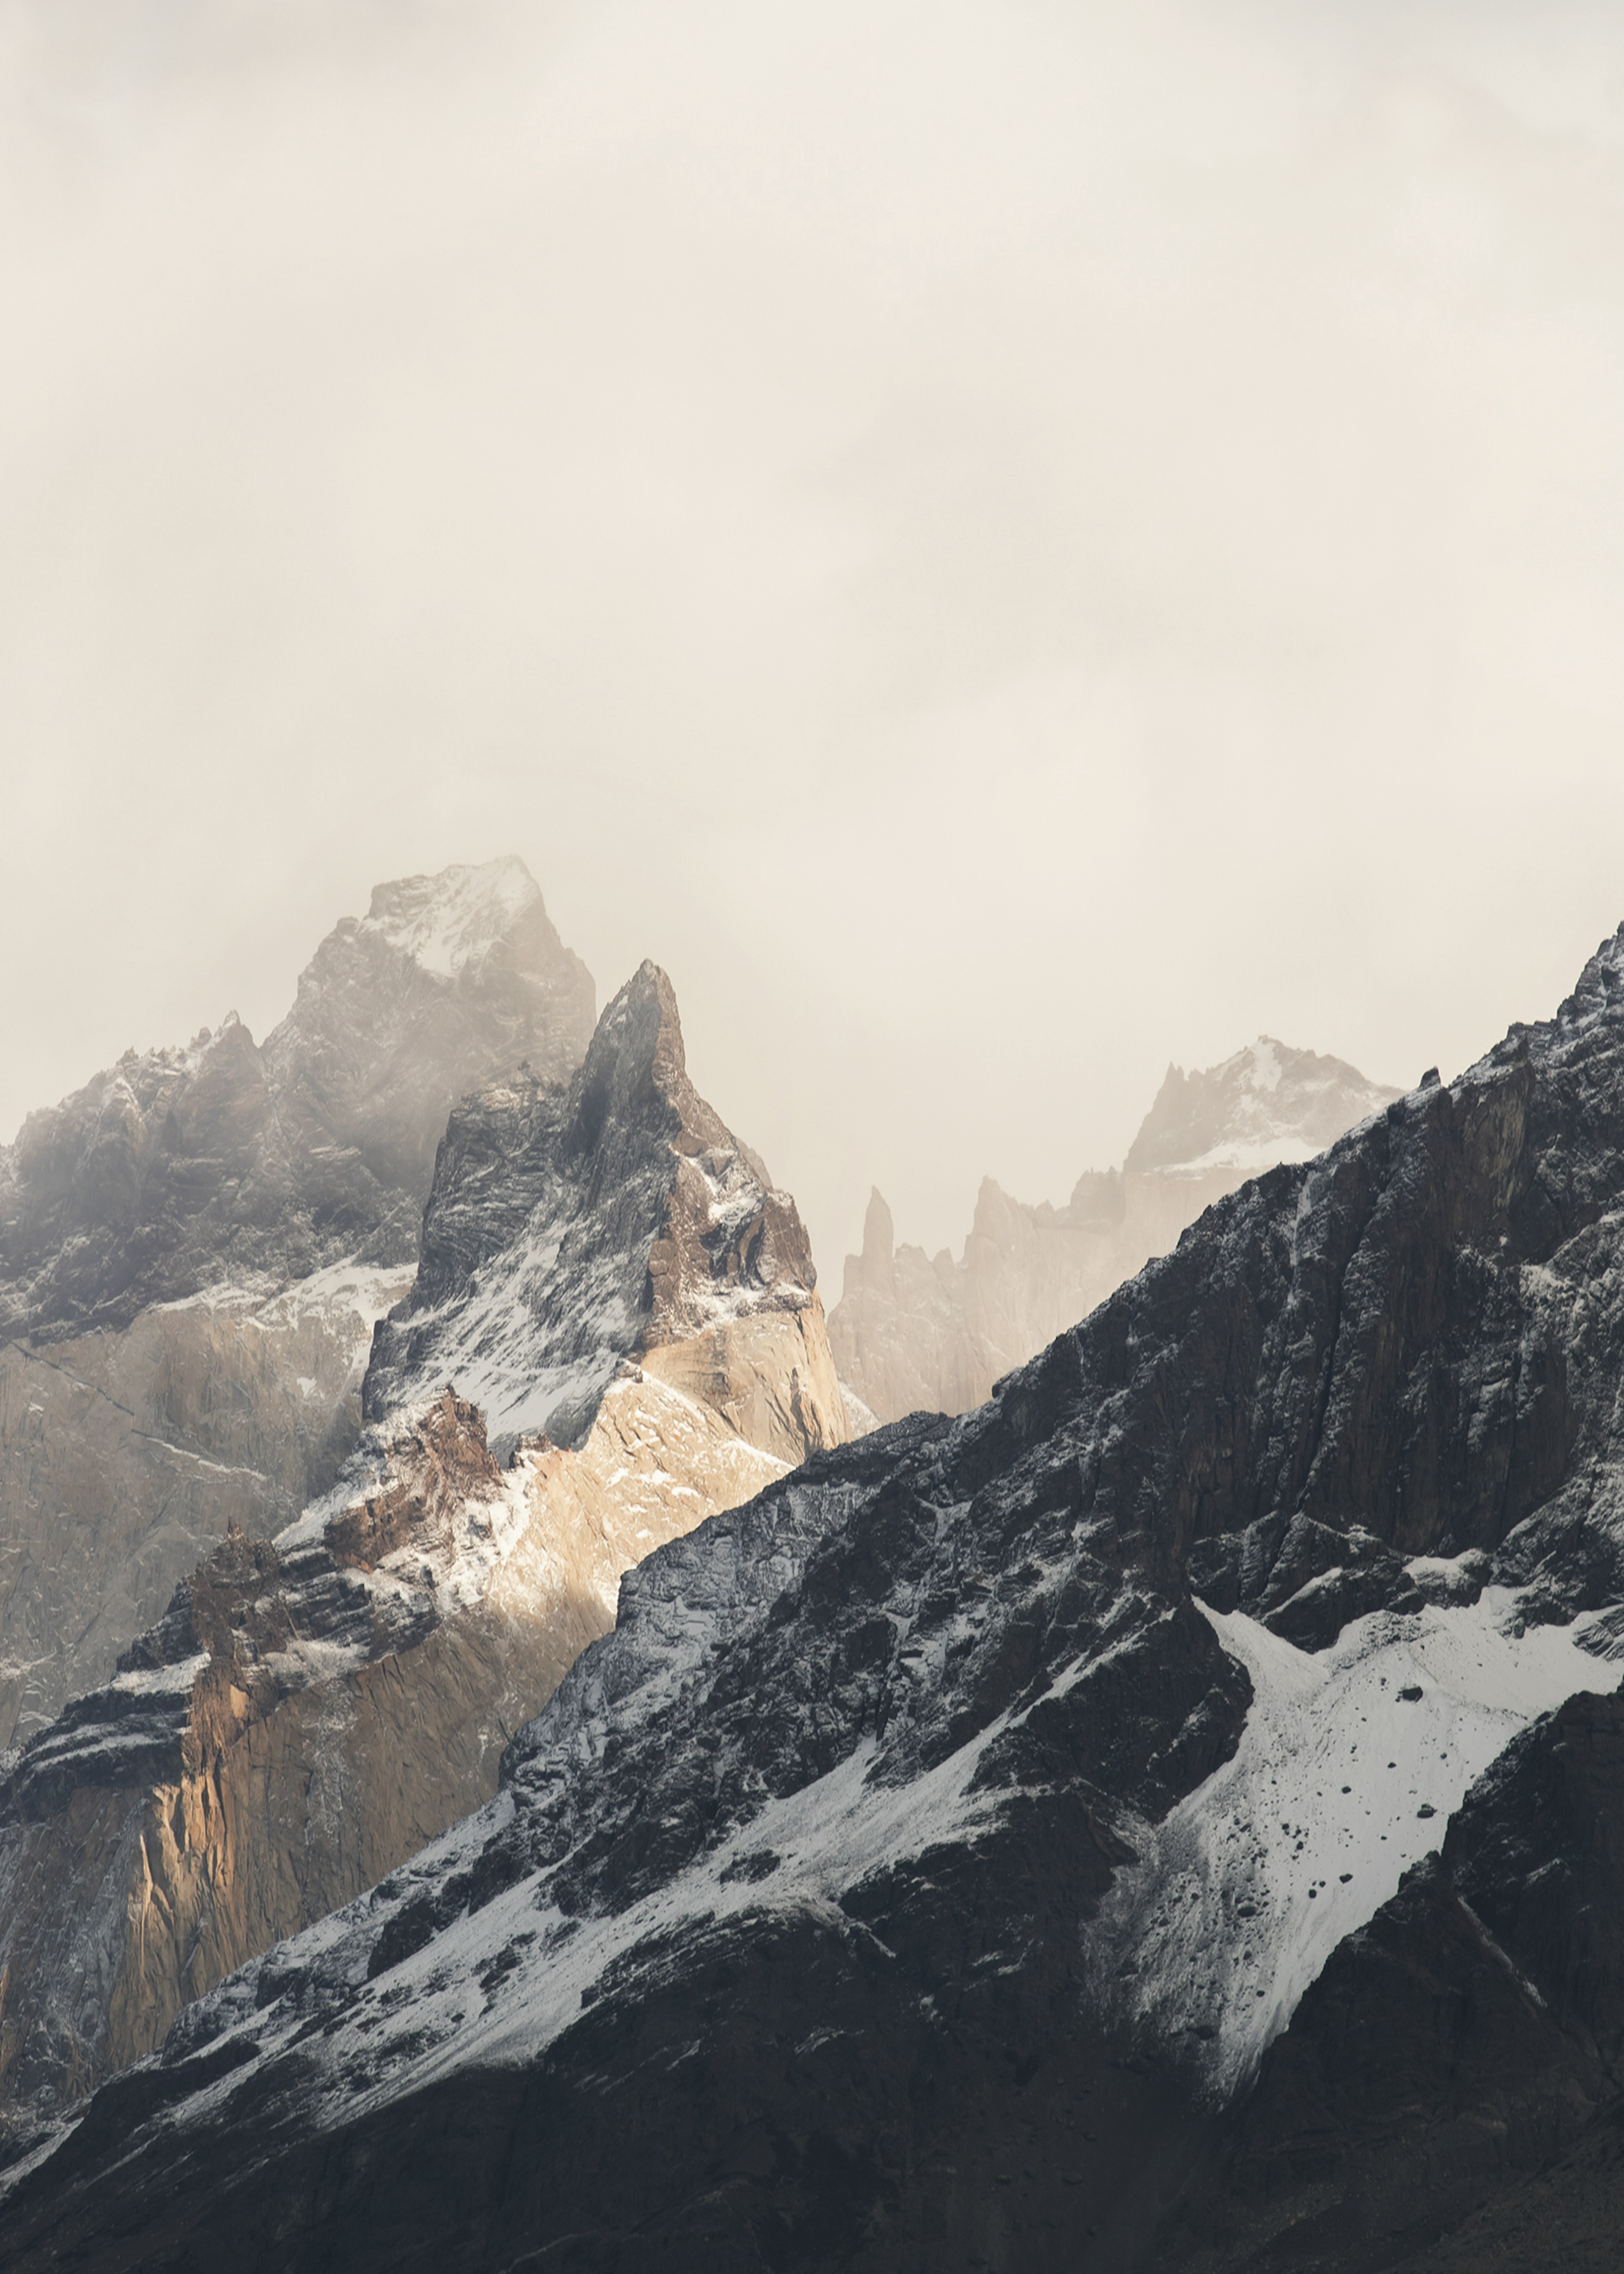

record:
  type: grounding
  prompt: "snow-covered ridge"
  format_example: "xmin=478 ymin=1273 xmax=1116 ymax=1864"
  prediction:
xmin=131 ymin=1715 xmax=1007 ymax=2162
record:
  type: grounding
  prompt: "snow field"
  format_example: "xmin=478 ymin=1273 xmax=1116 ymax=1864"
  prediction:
xmin=1087 ymin=1579 xmax=1621 ymax=2102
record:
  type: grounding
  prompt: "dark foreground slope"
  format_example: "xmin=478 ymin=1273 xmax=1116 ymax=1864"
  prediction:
xmin=9 ymin=933 xmax=1624 ymax=2270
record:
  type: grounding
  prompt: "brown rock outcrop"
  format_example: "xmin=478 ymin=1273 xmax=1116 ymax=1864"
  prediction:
xmin=0 ymin=1370 xmax=787 ymax=2133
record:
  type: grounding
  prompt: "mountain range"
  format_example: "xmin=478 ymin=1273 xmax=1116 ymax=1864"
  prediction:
xmin=0 ymin=914 xmax=848 ymax=2142
xmin=829 ymin=1039 xmax=1400 ymax=1422
xmin=3 ymin=870 xmax=1623 ymax=2273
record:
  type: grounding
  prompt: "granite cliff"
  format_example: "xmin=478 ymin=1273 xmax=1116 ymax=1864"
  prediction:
xmin=7 ymin=937 xmax=1624 ymax=2269
xmin=0 ymin=857 xmax=594 ymax=1747
xmin=0 ymin=959 xmax=847 ymax=2142
xmin=831 ymin=1038 xmax=1399 ymax=1423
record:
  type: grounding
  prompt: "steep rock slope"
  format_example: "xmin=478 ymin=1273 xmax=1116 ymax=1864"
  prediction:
xmin=0 ymin=858 xmax=593 ymax=1743
xmin=832 ymin=1038 xmax=1399 ymax=1422
xmin=8 ymin=937 xmax=1624 ymax=2268
xmin=0 ymin=1392 xmax=547 ymax=2122
xmin=0 ymin=963 xmax=845 ymax=2142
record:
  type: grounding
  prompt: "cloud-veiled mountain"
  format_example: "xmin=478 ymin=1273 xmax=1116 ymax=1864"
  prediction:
xmin=831 ymin=1038 xmax=1399 ymax=1423
xmin=0 ymin=959 xmax=848 ymax=2143
xmin=0 ymin=859 xmax=594 ymax=1748
xmin=8 ymin=938 xmax=1624 ymax=2269
xmin=0 ymin=856 xmax=592 ymax=1342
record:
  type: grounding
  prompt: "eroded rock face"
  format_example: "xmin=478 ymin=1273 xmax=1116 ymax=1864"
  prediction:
xmin=0 ymin=1375 xmax=788 ymax=2132
xmin=0 ymin=859 xmax=594 ymax=1741
xmin=11 ymin=933 xmax=1624 ymax=2270
xmin=0 ymin=1393 xmax=537 ymax=2120
xmin=366 ymin=959 xmax=848 ymax=1460
xmin=0 ymin=961 xmax=847 ymax=2141
xmin=831 ymin=1039 xmax=1399 ymax=1423
xmin=0 ymin=1263 xmax=411 ymax=1752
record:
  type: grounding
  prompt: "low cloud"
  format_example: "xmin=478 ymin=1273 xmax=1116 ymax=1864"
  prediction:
xmin=3 ymin=0 xmax=1623 ymax=1270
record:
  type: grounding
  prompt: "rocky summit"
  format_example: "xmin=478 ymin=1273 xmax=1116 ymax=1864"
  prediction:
xmin=0 ymin=858 xmax=594 ymax=1748
xmin=7 ymin=933 xmax=1624 ymax=2271
xmin=831 ymin=1038 xmax=1399 ymax=1423
xmin=0 ymin=956 xmax=848 ymax=2146
xmin=365 ymin=957 xmax=850 ymax=1459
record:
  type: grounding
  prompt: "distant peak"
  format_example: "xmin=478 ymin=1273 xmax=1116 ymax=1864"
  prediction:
xmin=1125 ymin=1037 xmax=1400 ymax=1178
xmin=863 ymin=1188 xmax=895 ymax=1263
xmin=360 ymin=857 xmax=541 ymax=979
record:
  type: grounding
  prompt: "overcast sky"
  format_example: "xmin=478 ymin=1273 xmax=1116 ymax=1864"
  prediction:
xmin=3 ymin=0 xmax=1624 ymax=1280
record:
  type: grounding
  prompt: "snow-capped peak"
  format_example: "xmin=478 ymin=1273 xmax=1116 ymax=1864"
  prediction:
xmin=359 ymin=857 xmax=541 ymax=981
xmin=1124 ymin=1036 xmax=1400 ymax=1181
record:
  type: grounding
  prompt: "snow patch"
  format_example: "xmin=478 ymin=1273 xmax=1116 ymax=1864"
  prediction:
xmin=109 ymin=1651 xmax=210 ymax=1698
xmin=1088 ymin=1587 xmax=1620 ymax=2104
xmin=150 ymin=1258 xmax=411 ymax=1327
xmin=361 ymin=859 xmax=538 ymax=981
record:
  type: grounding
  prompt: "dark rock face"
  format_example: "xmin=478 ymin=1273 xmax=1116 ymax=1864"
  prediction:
xmin=10 ymin=930 xmax=1624 ymax=2269
xmin=365 ymin=959 xmax=841 ymax=1452
xmin=0 ymin=858 xmax=593 ymax=1343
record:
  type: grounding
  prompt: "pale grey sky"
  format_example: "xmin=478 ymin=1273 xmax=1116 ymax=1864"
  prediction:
xmin=3 ymin=0 xmax=1624 ymax=1279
